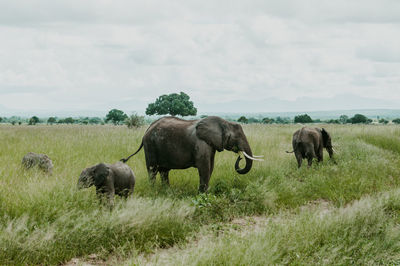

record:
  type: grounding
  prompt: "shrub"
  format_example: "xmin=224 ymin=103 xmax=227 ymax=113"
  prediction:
xmin=28 ymin=116 xmax=39 ymax=125
xmin=125 ymin=113 xmax=145 ymax=129
xmin=392 ymin=118 xmax=400 ymax=124
xmin=237 ymin=116 xmax=248 ymax=124
xmin=350 ymin=114 xmax=368 ymax=124
xmin=294 ymin=114 xmax=313 ymax=123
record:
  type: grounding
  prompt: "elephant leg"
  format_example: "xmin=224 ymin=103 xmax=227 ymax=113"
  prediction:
xmin=209 ymin=151 xmax=215 ymax=177
xmin=317 ymin=147 xmax=323 ymax=162
xmin=147 ymin=166 xmax=157 ymax=185
xmin=160 ymin=170 xmax=170 ymax=186
xmin=198 ymin=162 xmax=211 ymax=193
xmin=294 ymin=151 xmax=303 ymax=168
xmin=306 ymin=145 xmax=316 ymax=168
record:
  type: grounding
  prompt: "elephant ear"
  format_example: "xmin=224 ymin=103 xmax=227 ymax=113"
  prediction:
xmin=93 ymin=163 xmax=109 ymax=188
xmin=321 ymin=128 xmax=330 ymax=147
xmin=195 ymin=116 xmax=227 ymax=152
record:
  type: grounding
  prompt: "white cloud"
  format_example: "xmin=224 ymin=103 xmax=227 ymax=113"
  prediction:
xmin=0 ymin=0 xmax=399 ymax=114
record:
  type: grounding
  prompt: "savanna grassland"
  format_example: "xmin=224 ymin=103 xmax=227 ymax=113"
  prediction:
xmin=1 ymin=123 xmax=400 ymax=265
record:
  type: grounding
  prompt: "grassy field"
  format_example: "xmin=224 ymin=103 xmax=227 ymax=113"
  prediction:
xmin=0 ymin=124 xmax=400 ymax=265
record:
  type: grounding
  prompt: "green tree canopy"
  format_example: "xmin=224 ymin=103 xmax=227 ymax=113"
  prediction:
xmin=262 ymin=117 xmax=275 ymax=124
xmin=105 ymin=109 xmax=128 ymax=125
xmin=392 ymin=118 xmax=400 ymax=124
xmin=146 ymin=92 xmax=197 ymax=116
xmin=47 ymin=117 xmax=57 ymax=125
xmin=350 ymin=114 xmax=369 ymax=124
xmin=237 ymin=116 xmax=248 ymax=124
xmin=294 ymin=114 xmax=313 ymax=123
xmin=28 ymin=116 xmax=39 ymax=125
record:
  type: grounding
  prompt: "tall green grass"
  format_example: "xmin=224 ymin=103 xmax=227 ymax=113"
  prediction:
xmin=1 ymin=124 xmax=400 ymax=264
xmin=138 ymin=188 xmax=400 ymax=265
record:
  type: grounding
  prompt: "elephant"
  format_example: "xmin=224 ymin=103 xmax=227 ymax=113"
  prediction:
xmin=287 ymin=127 xmax=334 ymax=168
xmin=121 ymin=116 xmax=263 ymax=192
xmin=77 ymin=161 xmax=136 ymax=209
xmin=22 ymin=152 xmax=53 ymax=174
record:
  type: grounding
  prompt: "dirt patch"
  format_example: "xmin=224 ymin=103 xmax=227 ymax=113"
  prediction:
xmin=63 ymin=254 xmax=108 ymax=266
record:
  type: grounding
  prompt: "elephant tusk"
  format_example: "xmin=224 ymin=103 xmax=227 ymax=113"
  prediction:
xmin=252 ymin=155 xmax=264 ymax=158
xmin=243 ymin=151 xmax=264 ymax=161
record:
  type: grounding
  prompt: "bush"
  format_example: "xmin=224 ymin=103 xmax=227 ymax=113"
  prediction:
xmin=237 ymin=116 xmax=248 ymax=124
xmin=392 ymin=118 xmax=400 ymax=124
xmin=47 ymin=117 xmax=57 ymax=125
xmin=349 ymin=114 xmax=369 ymax=124
xmin=262 ymin=117 xmax=275 ymax=124
xmin=28 ymin=116 xmax=39 ymax=125
xmin=125 ymin=113 xmax=145 ymax=129
xmin=294 ymin=114 xmax=313 ymax=123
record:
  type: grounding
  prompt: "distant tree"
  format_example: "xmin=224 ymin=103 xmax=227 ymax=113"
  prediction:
xmin=146 ymin=92 xmax=197 ymax=116
xmin=262 ymin=117 xmax=275 ymax=124
xmin=349 ymin=114 xmax=368 ymax=124
xmin=275 ymin=116 xmax=291 ymax=124
xmin=28 ymin=116 xmax=39 ymax=125
xmin=379 ymin=118 xmax=389 ymax=124
xmin=105 ymin=109 xmax=128 ymax=125
xmin=125 ymin=113 xmax=145 ymax=129
xmin=326 ymin=119 xmax=340 ymax=124
xmin=64 ymin=117 xmax=75 ymax=124
xmin=339 ymin=115 xmax=349 ymax=124
xmin=47 ymin=117 xmax=57 ymax=125
xmin=392 ymin=118 xmax=400 ymax=124
xmin=0 ymin=117 xmax=2 ymax=123
xmin=89 ymin=117 xmax=103 ymax=124
xmin=294 ymin=114 xmax=313 ymax=123
xmin=247 ymin=117 xmax=260 ymax=124
xmin=237 ymin=116 xmax=248 ymax=124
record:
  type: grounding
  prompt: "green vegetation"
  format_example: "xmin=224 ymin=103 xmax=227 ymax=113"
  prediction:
xmin=105 ymin=109 xmax=128 ymax=125
xmin=237 ymin=116 xmax=248 ymax=124
xmin=145 ymin=92 xmax=197 ymax=117
xmin=294 ymin=113 xmax=313 ymax=123
xmin=1 ymin=124 xmax=400 ymax=264
xmin=125 ymin=113 xmax=145 ymax=129
xmin=28 ymin=116 xmax=39 ymax=125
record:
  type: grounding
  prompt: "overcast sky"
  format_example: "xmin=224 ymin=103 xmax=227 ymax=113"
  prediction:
xmin=0 ymin=0 xmax=399 ymax=116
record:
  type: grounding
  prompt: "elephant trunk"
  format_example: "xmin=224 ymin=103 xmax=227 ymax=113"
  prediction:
xmin=235 ymin=142 xmax=253 ymax=175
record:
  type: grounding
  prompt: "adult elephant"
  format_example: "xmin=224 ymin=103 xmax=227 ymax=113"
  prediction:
xmin=121 ymin=116 xmax=263 ymax=192
xmin=287 ymin=127 xmax=334 ymax=168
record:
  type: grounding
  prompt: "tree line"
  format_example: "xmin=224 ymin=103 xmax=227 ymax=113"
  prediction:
xmin=1 ymin=92 xmax=399 ymax=126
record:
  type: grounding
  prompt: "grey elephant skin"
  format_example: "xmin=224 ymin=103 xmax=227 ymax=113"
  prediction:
xmin=289 ymin=127 xmax=333 ymax=168
xmin=22 ymin=152 xmax=53 ymax=174
xmin=121 ymin=116 xmax=261 ymax=192
xmin=77 ymin=162 xmax=135 ymax=208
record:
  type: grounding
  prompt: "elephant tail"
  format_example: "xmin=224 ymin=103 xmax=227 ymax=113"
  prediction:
xmin=286 ymin=150 xmax=294 ymax=153
xmin=121 ymin=142 xmax=144 ymax=163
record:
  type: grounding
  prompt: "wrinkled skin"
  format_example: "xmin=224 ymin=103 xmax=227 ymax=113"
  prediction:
xmin=291 ymin=127 xmax=334 ymax=168
xmin=77 ymin=162 xmax=135 ymax=209
xmin=121 ymin=116 xmax=255 ymax=192
xmin=22 ymin=152 xmax=53 ymax=174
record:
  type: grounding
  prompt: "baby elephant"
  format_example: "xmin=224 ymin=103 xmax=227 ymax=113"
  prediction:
xmin=288 ymin=127 xmax=334 ymax=168
xmin=77 ymin=161 xmax=135 ymax=209
xmin=22 ymin=152 xmax=53 ymax=174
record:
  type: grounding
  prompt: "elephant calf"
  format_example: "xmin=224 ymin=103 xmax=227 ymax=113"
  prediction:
xmin=77 ymin=162 xmax=135 ymax=209
xmin=22 ymin=152 xmax=53 ymax=174
xmin=289 ymin=127 xmax=334 ymax=168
